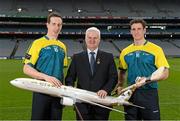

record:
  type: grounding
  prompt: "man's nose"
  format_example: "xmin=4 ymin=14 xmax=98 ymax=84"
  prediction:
xmin=134 ymin=30 xmax=139 ymax=34
xmin=55 ymin=24 xmax=60 ymax=28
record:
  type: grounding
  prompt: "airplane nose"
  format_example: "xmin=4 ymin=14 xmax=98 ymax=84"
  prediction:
xmin=10 ymin=78 xmax=26 ymax=89
xmin=10 ymin=79 xmax=21 ymax=87
xmin=10 ymin=79 xmax=17 ymax=86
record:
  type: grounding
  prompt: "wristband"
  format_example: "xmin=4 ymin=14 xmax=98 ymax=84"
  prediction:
xmin=145 ymin=76 xmax=151 ymax=82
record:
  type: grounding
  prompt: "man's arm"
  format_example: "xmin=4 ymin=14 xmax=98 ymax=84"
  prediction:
xmin=23 ymin=64 xmax=62 ymax=87
xmin=117 ymin=69 xmax=126 ymax=95
xmin=65 ymin=55 xmax=77 ymax=87
xmin=136 ymin=67 xmax=169 ymax=88
xmin=118 ymin=69 xmax=126 ymax=86
xmin=149 ymin=67 xmax=169 ymax=81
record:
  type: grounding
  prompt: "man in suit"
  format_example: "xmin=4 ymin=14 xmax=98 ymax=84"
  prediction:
xmin=65 ymin=27 xmax=118 ymax=120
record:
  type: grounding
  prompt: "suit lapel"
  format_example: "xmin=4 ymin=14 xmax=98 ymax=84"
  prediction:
xmin=93 ymin=50 xmax=101 ymax=76
xmin=82 ymin=51 xmax=92 ymax=76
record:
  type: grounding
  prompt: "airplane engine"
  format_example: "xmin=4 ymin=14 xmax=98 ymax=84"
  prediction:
xmin=60 ymin=97 xmax=74 ymax=106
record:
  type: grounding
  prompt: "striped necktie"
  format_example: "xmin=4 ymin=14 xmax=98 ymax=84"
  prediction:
xmin=90 ymin=52 xmax=95 ymax=75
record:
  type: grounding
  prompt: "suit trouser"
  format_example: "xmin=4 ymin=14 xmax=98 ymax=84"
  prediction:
xmin=31 ymin=92 xmax=63 ymax=120
xmin=124 ymin=89 xmax=160 ymax=120
xmin=75 ymin=103 xmax=110 ymax=120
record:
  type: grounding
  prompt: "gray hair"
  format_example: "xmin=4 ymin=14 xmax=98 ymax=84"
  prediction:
xmin=85 ymin=27 xmax=101 ymax=38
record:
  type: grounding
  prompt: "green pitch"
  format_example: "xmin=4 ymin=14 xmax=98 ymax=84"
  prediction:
xmin=0 ymin=58 xmax=180 ymax=120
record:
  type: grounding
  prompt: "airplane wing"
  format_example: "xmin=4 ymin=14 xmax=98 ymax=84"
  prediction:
xmin=73 ymin=96 xmax=126 ymax=114
xmin=123 ymin=101 xmax=145 ymax=109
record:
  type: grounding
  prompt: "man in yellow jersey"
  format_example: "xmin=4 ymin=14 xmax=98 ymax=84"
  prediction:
xmin=23 ymin=12 xmax=67 ymax=120
xmin=117 ymin=19 xmax=169 ymax=120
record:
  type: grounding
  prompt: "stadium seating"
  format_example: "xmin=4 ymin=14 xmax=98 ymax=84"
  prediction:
xmin=99 ymin=40 xmax=119 ymax=56
xmin=151 ymin=39 xmax=180 ymax=57
xmin=0 ymin=0 xmax=180 ymax=17
xmin=14 ymin=39 xmax=34 ymax=57
xmin=0 ymin=39 xmax=15 ymax=57
xmin=61 ymin=39 xmax=83 ymax=57
xmin=0 ymin=0 xmax=180 ymax=58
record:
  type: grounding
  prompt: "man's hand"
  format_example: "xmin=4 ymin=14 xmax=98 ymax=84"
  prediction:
xmin=135 ymin=77 xmax=147 ymax=88
xmin=44 ymin=75 xmax=62 ymax=87
xmin=117 ymin=86 xmax=123 ymax=95
xmin=97 ymin=90 xmax=107 ymax=98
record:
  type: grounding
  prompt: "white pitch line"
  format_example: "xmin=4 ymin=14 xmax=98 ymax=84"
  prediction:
xmin=1 ymin=102 xmax=180 ymax=109
xmin=160 ymin=102 xmax=180 ymax=105
xmin=0 ymin=106 xmax=31 ymax=109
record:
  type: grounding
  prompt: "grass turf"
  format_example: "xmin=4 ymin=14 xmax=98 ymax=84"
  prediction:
xmin=0 ymin=58 xmax=180 ymax=120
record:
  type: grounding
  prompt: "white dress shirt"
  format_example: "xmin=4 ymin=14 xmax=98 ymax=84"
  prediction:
xmin=87 ymin=48 xmax=98 ymax=63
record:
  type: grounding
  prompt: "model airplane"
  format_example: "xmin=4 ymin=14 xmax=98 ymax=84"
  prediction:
xmin=10 ymin=67 xmax=166 ymax=114
xmin=10 ymin=78 xmax=144 ymax=114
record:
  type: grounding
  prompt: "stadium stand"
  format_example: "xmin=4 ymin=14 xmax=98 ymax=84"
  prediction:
xmin=14 ymin=39 xmax=34 ymax=58
xmin=0 ymin=39 xmax=15 ymax=58
xmin=99 ymin=40 xmax=119 ymax=56
xmin=171 ymin=39 xmax=180 ymax=48
xmin=0 ymin=0 xmax=180 ymax=58
xmin=102 ymin=0 xmax=129 ymax=17
xmin=113 ymin=40 xmax=132 ymax=51
xmin=61 ymin=39 xmax=83 ymax=56
xmin=151 ymin=39 xmax=180 ymax=57
xmin=0 ymin=0 xmax=179 ymax=17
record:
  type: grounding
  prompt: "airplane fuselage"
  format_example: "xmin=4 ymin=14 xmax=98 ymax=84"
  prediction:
xmin=10 ymin=78 xmax=122 ymax=106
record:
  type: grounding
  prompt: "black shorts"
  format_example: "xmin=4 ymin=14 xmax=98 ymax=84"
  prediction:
xmin=31 ymin=92 xmax=63 ymax=120
xmin=124 ymin=89 xmax=160 ymax=120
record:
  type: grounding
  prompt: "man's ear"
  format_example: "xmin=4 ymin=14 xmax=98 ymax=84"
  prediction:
xmin=143 ymin=28 xmax=146 ymax=34
xmin=130 ymin=29 xmax=133 ymax=35
xmin=46 ymin=22 xmax=49 ymax=28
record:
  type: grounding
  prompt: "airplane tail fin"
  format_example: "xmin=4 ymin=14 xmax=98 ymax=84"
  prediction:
xmin=116 ymin=89 xmax=145 ymax=109
xmin=112 ymin=77 xmax=141 ymax=96
xmin=118 ymin=77 xmax=142 ymax=95
xmin=118 ymin=84 xmax=136 ymax=95
xmin=117 ymin=89 xmax=133 ymax=101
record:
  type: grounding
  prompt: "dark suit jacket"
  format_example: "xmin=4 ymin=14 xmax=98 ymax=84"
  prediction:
xmin=65 ymin=50 xmax=118 ymax=94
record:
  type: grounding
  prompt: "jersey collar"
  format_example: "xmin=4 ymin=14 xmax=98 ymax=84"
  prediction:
xmin=44 ymin=35 xmax=50 ymax=40
xmin=133 ymin=40 xmax=148 ymax=46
